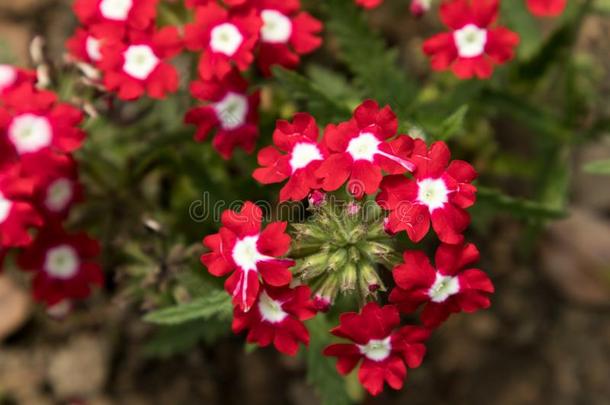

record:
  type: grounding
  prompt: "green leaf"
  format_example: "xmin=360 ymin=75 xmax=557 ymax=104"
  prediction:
xmin=325 ymin=0 xmax=416 ymax=117
xmin=143 ymin=290 xmax=232 ymax=325
xmin=477 ymin=186 xmax=567 ymax=220
xmin=306 ymin=316 xmax=353 ymax=405
xmin=500 ymin=0 xmax=541 ymax=60
xmin=272 ymin=66 xmax=352 ymax=124
xmin=583 ymin=159 xmax=610 ymax=175
xmin=435 ymin=105 xmax=469 ymax=141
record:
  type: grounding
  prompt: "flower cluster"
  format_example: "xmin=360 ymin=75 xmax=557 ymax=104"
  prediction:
xmin=0 ymin=65 xmax=103 ymax=308
xmin=201 ymin=99 xmax=494 ymax=396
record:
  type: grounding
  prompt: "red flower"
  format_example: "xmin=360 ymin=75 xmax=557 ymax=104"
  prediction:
xmin=184 ymin=3 xmax=262 ymax=80
xmin=355 ymin=0 xmax=383 ymax=9
xmin=323 ymin=303 xmax=430 ymax=396
xmin=0 ymin=84 xmax=85 ymax=166
xmin=66 ymin=24 xmax=124 ymax=65
xmin=201 ymin=202 xmax=295 ymax=312
xmin=0 ymin=164 xmax=43 ymax=247
xmin=254 ymin=0 xmax=322 ymax=76
xmin=526 ymin=0 xmax=566 ymax=17
xmin=253 ymin=113 xmax=327 ymax=201
xmin=390 ymin=243 xmax=494 ymax=327
xmin=73 ymin=0 xmax=158 ymax=30
xmin=376 ymin=139 xmax=477 ymax=244
xmin=185 ymin=0 xmax=248 ymax=7
xmin=185 ymin=69 xmax=259 ymax=159
xmin=232 ymin=284 xmax=316 ymax=355
xmin=17 ymin=225 xmax=103 ymax=306
xmin=0 ymin=64 xmax=35 ymax=97
xmin=315 ymin=100 xmax=415 ymax=199
xmin=21 ymin=151 xmax=83 ymax=220
xmin=422 ymin=0 xmax=519 ymax=79
xmin=98 ymin=27 xmax=182 ymax=100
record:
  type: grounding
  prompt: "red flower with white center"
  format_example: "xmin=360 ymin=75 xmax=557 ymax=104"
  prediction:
xmin=0 ymin=64 xmax=35 ymax=97
xmin=410 ymin=0 xmax=431 ymax=17
xmin=232 ymin=284 xmax=317 ymax=355
xmin=185 ymin=0 xmax=248 ymax=7
xmin=315 ymin=100 xmax=415 ymax=199
xmin=252 ymin=113 xmax=327 ymax=201
xmin=323 ymin=303 xmax=430 ymax=396
xmin=98 ymin=27 xmax=182 ymax=100
xmin=66 ymin=24 xmax=124 ymax=65
xmin=0 ymin=164 xmax=43 ymax=248
xmin=0 ymin=84 xmax=85 ymax=166
xmin=254 ymin=0 xmax=322 ymax=76
xmin=201 ymin=201 xmax=295 ymax=312
xmin=355 ymin=0 xmax=383 ymax=9
xmin=526 ymin=0 xmax=566 ymax=17
xmin=21 ymin=151 xmax=83 ymax=220
xmin=17 ymin=225 xmax=103 ymax=306
xmin=184 ymin=3 xmax=262 ymax=80
xmin=185 ymin=69 xmax=260 ymax=159
xmin=422 ymin=0 xmax=519 ymax=79
xmin=376 ymin=139 xmax=476 ymax=244
xmin=390 ymin=243 xmax=494 ymax=327
xmin=73 ymin=0 xmax=158 ymax=30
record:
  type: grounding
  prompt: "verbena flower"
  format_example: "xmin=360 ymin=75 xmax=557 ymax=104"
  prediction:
xmin=73 ymin=0 xmax=159 ymax=31
xmin=526 ymin=0 xmax=567 ymax=17
xmin=390 ymin=243 xmax=494 ymax=327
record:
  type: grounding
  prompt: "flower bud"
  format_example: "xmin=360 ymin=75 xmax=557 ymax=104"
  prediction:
xmin=308 ymin=190 xmax=326 ymax=207
xmin=313 ymin=294 xmax=332 ymax=312
xmin=410 ymin=0 xmax=431 ymax=17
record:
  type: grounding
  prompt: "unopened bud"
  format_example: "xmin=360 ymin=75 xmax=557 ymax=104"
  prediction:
xmin=357 ymin=261 xmax=385 ymax=299
xmin=339 ymin=262 xmax=358 ymax=292
xmin=308 ymin=190 xmax=326 ymax=207
xmin=410 ymin=0 xmax=431 ymax=17
xmin=346 ymin=202 xmax=360 ymax=216
xmin=327 ymin=248 xmax=348 ymax=270
xmin=313 ymin=294 xmax=332 ymax=312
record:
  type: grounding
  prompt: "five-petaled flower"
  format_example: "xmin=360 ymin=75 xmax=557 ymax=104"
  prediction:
xmin=316 ymin=100 xmax=415 ymax=199
xmin=323 ymin=303 xmax=430 ymax=396
xmin=390 ymin=243 xmax=494 ymax=327
xmin=423 ymin=0 xmax=519 ymax=79
xmin=201 ymin=201 xmax=295 ymax=312
xmin=185 ymin=69 xmax=260 ymax=159
xmin=98 ymin=27 xmax=183 ymax=100
xmin=0 ymin=64 xmax=35 ymax=97
xmin=73 ymin=0 xmax=159 ymax=30
xmin=233 ymin=284 xmax=317 ymax=355
xmin=184 ymin=2 xmax=262 ymax=80
xmin=377 ymin=139 xmax=477 ymax=244
xmin=17 ymin=225 xmax=104 ymax=306
xmin=254 ymin=0 xmax=323 ymax=76
xmin=253 ymin=112 xmax=327 ymax=202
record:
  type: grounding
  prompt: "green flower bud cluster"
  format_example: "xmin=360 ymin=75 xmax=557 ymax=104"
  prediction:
xmin=290 ymin=200 xmax=400 ymax=305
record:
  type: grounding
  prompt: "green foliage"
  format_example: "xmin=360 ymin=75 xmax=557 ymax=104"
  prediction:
xmin=433 ymin=105 xmax=469 ymax=141
xmin=477 ymin=186 xmax=567 ymax=220
xmin=306 ymin=316 xmax=354 ymax=405
xmin=583 ymin=159 xmax=610 ymax=175
xmin=144 ymin=290 xmax=233 ymax=325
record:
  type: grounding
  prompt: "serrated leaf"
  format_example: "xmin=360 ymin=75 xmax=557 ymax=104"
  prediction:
xmin=306 ymin=316 xmax=352 ymax=405
xmin=583 ymin=159 xmax=610 ymax=175
xmin=325 ymin=0 xmax=416 ymax=119
xmin=143 ymin=290 xmax=232 ymax=325
xmin=436 ymin=105 xmax=469 ymax=141
xmin=272 ymin=66 xmax=352 ymax=124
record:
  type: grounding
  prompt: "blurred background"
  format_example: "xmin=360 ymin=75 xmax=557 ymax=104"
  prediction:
xmin=1 ymin=0 xmax=610 ymax=404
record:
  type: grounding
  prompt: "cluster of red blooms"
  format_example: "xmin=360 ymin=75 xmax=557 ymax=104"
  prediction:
xmin=201 ymin=99 xmax=494 ymax=395
xmin=0 ymin=65 xmax=103 ymax=308
xmin=67 ymin=0 xmax=322 ymax=158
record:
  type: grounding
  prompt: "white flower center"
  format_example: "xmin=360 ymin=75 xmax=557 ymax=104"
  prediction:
xmin=99 ymin=0 xmax=133 ymax=21
xmin=289 ymin=142 xmax=323 ymax=172
xmin=86 ymin=36 xmax=102 ymax=61
xmin=347 ymin=132 xmax=381 ymax=162
xmin=454 ymin=24 xmax=487 ymax=58
xmin=260 ymin=10 xmax=292 ymax=44
xmin=232 ymin=235 xmax=267 ymax=272
xmin=122 ymin=45 xmax=159 ymax=80
xmin=358 ymin=336 xmax=392 ymax=361
xmin=45 ymin=245 xmax=79 ymax=279
xmin=8 ymin=113 xmax=53 ymax=154
xmin=0 ymin=192 xmax=12 ymax=224
xmin=0 ymin=64 xmax=17 ymax=91
xmin=213 ymin=92 xmax=248 ymax=130
xmin=45 ymin=178 xmax=73 ymax=212
xmin=417 ymin=178 xmax=449 ymax=212
xmin=210 ymin=23 xmax=243 ymax=56
xmin=428 ymin=273 xmax=460 ymax=302
xmin=258 ymin=290 xmax=288 ymax=323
